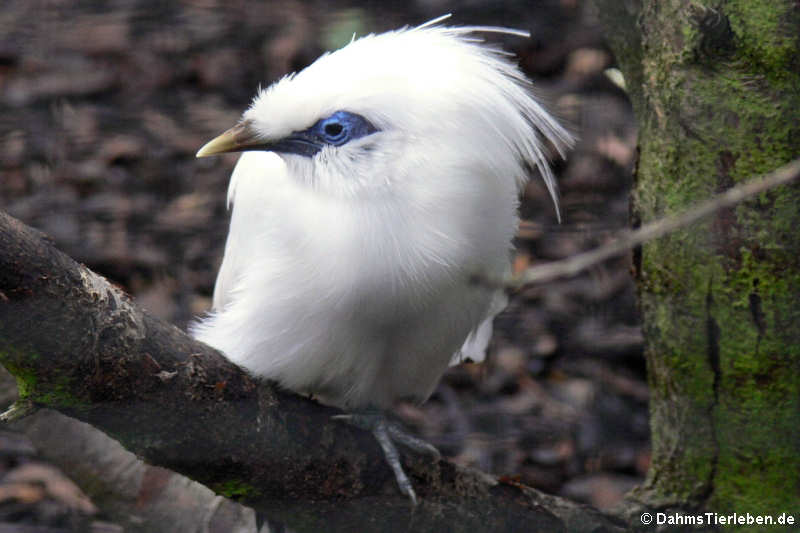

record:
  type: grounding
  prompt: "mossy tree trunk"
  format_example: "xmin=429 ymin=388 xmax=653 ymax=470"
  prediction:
xmin=594 ymin=0 xmax=799 ymax=528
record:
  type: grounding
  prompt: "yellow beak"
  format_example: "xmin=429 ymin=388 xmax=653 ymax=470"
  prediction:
xmin=196 ymin=121 xmax=264 ymax=158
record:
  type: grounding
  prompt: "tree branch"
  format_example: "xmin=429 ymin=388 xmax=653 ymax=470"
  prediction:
xmin=479 ymin=158 xmax=800 ymax=289
xmin=0 ymin=210 xmax=623 ymax=533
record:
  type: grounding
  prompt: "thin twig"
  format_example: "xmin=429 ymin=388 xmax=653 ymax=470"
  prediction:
xmin=0 ymin=399 xmax=37 ymax=422
xmin=485 ymin=157 xmax=800 ymax=289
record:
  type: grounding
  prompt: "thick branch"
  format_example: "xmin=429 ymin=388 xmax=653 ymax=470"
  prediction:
xmin=0 ymin=210 xmax=623 ymax=533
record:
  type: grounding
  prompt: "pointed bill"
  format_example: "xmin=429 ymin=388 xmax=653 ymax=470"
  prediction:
xmin=196 ymin=121 xmax=264 ymax=158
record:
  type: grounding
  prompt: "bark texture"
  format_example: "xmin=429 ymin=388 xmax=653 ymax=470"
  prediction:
xmin=0 ymin=210 xmax=624 ymax=532
xmin=9 ymin=406 xmax=258 ymax=533
xmin=594 ymin=0 xmax=800 ymax=528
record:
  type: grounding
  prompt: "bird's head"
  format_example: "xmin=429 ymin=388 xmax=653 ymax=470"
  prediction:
xmin=197 ymin=17 xmax=572 ymax=217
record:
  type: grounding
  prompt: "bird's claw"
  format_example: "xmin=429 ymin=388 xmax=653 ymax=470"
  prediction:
xmin=371 ymin=418 xmax=418 ymax=506
xmin=386 ymin=423 xmax=441 ymax=461
xmin=334 ymin=412 xmax=439 ymax=505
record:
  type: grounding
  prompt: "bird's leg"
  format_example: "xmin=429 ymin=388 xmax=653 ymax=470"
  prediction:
xmin=333 ymin=410 xmax=440 ymax=505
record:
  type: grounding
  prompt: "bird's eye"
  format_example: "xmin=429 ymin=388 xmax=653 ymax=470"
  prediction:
xmin=312 ymin=111 xmax=378 ymax=147
xmin=323 ymin=121 xmax=346 ymax=140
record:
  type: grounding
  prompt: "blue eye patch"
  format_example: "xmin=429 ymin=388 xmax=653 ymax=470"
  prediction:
xmin=266 ymin=111 xmax=379 ymax=157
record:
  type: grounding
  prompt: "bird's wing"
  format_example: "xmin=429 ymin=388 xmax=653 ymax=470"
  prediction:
xmin=211 ymin=222 xmax=242 ymax=311
xmin=211 ymin=152 xmax=285 ymax=311
xmin=210 ymin=179 xmax=247 ymax=311
xmin=451 ymin=289 xmax=508 ymax=366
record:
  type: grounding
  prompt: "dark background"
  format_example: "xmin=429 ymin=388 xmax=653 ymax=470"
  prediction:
xmin=0 ymin=0 xmax=646 ymax=529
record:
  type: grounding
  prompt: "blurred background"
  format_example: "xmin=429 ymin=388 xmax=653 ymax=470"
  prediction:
xmin=0 ymin=0 xmax=646 ymax=530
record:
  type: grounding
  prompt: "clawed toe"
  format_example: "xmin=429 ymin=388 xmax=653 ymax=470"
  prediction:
xmin=333 ymin=410 xmax=440 ymax=505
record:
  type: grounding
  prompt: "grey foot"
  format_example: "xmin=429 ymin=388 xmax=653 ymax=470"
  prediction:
xmin=333 ymin=412 xmax=440 ymax=505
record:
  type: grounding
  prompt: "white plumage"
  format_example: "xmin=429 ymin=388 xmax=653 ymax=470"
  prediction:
xmin=191 ymin=18 xmax=571 ymax=412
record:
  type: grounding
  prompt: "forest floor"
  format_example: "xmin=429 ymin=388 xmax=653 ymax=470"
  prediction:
xmin=0 ymin=1 xmax=646 ymax=531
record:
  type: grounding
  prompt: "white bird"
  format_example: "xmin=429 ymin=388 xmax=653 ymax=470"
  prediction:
xmin=192 ymin=15 xmax=572 ymax=503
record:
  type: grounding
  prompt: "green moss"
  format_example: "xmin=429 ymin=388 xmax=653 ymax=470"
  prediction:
xmin=212 ymin=479 xmax=261 ymax=501
xmin=9 ymin=366 xmax=36 ymax=399
xmin=1 ymin=350 xmax=86 ymax=409
xmin=626 ymin=1 xmax=800 ymax=527
xmin=30 ymin=381 xmax=85 ymax=409
xmin=726 ymin=0 xmax=799 ymax=83
xmin=0 ymin=352 xmax=39 ymax=399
